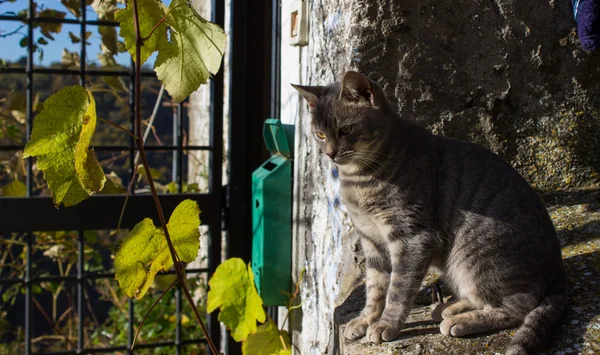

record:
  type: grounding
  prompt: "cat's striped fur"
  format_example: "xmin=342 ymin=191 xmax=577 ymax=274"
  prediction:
xmin=292 ymin=71 xmax=567 ymax=354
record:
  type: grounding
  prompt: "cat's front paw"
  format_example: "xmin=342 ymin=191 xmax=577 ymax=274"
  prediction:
xmin=343 ymin=317 xmax=369 ymax=341
xmin=366 ymin=320 xmax=401 ymax=343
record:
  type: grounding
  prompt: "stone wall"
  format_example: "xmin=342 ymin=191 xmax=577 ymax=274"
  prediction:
xmin=282 ymin=0 xmax=600 ymax=354
xmin=350 ymin=0 xmax=600 ymax=191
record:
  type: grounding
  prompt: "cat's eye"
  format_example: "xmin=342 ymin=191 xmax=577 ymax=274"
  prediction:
xmin=339 ymin=125 xmax=352 ymax=135
xmin=315 ymin=131 xmax=327 ymax=140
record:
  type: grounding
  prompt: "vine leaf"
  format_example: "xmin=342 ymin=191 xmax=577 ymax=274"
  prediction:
xmin=37 ymin=9 xmax=66 ymax=40
xmin=242 ymin=319 xmax=291 ymax=355
xmin=1 ymin=180 xmax=26 ymax=197
xmin=23 ymin=85 xmax=106 ymax=207
xmin=114 ymin=199 xmax=201 ymax=299
xmin=154 ymin=0 xmax=226 ymax=102
xmin=115 ymin=0 xmax=168 ymax=65
xmin=207 ymin=258 xmax=266 ymax=342
xmin=61 ymin=0 xmax=93 ymax=18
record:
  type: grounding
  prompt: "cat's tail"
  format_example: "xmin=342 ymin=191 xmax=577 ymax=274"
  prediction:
xmin=505 ymin=292 xmax=568 ymax=355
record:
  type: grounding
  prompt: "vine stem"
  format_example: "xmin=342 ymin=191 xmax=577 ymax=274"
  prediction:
xmin=129 ymin=1 xmax=219 ymax=354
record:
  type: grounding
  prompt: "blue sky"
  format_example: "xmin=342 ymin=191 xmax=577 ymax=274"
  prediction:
xmin=0 ymin=0 xmax=165 ymax=67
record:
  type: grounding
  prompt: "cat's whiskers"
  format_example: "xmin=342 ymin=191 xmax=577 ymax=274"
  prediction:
xmin=352 ymin=150 xmax=396 ymax=177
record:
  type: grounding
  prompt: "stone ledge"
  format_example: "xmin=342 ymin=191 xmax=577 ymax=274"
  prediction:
xmin=336 ymin=190 xmax=600 ymax=355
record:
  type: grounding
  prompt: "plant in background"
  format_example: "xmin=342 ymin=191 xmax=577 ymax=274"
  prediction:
xmin=3 ymin=0 xmax=300 ymax=353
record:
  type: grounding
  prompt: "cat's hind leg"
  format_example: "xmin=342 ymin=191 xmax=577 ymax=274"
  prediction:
xmin=431 ymin=298 xmax=478 ymax=322
xmin=439 ymin=307 xmax=521 ymax=337
xmin=441 ymin=298 xmax=478 ymax=319
xmin=439 ymin=293 xmax=539 ymax=337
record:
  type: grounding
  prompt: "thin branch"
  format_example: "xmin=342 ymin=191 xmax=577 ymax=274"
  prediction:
xmin=129 ymin=1 xmax=219 ymax=353
xmin=140 ymin=2 xmax=185 ymax=42
xmin=32 ymin=296 xmax=76 ymax=348
xmin=0 ymin=25 xmax=25 ymax=38
xmin=116 ymin=162 xmax=139 ymax=232
xmin=141 ymin=15 xmax=167 ymax=42
xmin=98 ymin=117 xmax=136 ymax=139
xmin=116 ymin=85 xmax=164 ymax=232
xmin=131 ymin=278 xmax=177 ymax=350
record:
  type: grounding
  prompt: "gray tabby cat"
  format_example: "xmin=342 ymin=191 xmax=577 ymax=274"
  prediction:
xmin=292 ymin=71 xmax=567 ymax=355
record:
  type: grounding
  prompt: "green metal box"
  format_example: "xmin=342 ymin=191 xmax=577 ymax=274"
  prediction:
xmin=252 ymin=119 xmax=294 ymax=306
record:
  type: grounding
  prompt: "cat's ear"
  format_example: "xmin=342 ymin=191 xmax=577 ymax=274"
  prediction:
xmin=340 ymin=71 xmax=376 ymax=106
xmin=291 ymin=84 xmax=322 ymax=113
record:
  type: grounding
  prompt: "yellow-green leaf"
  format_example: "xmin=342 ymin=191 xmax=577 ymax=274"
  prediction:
xmin=242 ymin=319 xmax=290 ymax=355
xmin=100 ymin=172 xmax=126 ymax=194
xmin=38 ymin=9 xmax=66 ymax=40
xmin=207 ymin=258 xmax=266 ymax=342
xmin=61 ymin=0 xmax=93 ymax=17
xmin=154 ymin=0 xmax=226 ymax=102
xmin=115 ymin=0 xmax=168 ymax=64
xmin=114 ymin=199 xmax=201 ymax=299
xmin=1 ymin=180 xmax=26 ymax=197
xmin=23 ymin=85 xmax=105 ymax=207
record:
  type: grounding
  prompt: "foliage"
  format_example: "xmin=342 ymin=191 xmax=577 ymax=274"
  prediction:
xmin=116 ymin=0 xmax=226 ymax=102
xmin=207 ymin=258 xmax=266 ymax=342
xmin=23 ymin=86 xmax=106 ymax=207
xmin=0 ymin=180 xmax=25 ymax=196
xmin=114 ymin=199 xmax=201 ymax=299
xmin=241 ymin=320 xmax=291 ymax=355
xmin=0 ymin=1 xmax=293 ymax=354
xmin=115 ymin=0 xmax=168 ymax=65
xmin=153 ymin=0 xmax=226 ymax=101
xmin=207 ymin=261 xmax=303 ymax=355
xmin=90 ymin=277 xmax=207 ymax=354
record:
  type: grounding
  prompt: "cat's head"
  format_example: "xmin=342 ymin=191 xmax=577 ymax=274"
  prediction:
xmin=292 ymin=71 xmax=393 ymax=167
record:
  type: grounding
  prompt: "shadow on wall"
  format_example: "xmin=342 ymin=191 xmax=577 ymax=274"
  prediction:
xmin=350 ymin=0 xmax=600 ymax=191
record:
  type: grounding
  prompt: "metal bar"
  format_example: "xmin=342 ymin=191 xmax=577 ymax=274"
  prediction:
xmin=0 ymin=15 xmax=119 ymax=26
xmin=172 ymin=103 xmax=178 ymax=183
xmin=177 ymin=101 xmax=184 ymax=192
xmin=270 ymin=0 xmax=281 ymax=119
xmin=77 ymin=231 xmax=84 ymax=353
xmin=24 ymin=0 xmax=35 ymax=351
xmin=128 ymin=58 xmax=136 ymax=191
xmin=228 ymin=0 xmax=275 ymax=352
xmin=0 ymin=67 xmax=156 ymax=77
xmin=174 ymin=100 xmax=183 ymax=355
xmin=25 ymin=0 xmax=33 ymax=198
xmin=0 ymin=268 xmax=209 ymax=285
xmin=0 ymin=194 xmax=221 ymax=233
xmin=32 ymin=338 xmax=207 ymax=355
xmin=175 ymin=287 xmax=182 ymax=355
xmin=208 ymin=0 xmax=225 ymax=349
xmin=24 ymin=233 xmax=32 ymax=355
xmin=77 ymin=1 xmax=87 ymax=350
xmin=127 ymin=298 xmax=134 ymax=355
xmin=0 ymin=145 xmax=212 ymax=152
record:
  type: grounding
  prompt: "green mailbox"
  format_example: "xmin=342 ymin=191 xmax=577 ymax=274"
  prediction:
xmin=252 ymin=119 xmax=294 ymax=306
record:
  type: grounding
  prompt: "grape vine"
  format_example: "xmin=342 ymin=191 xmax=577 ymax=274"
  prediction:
xmin=16 ymin=0 xmax=296 ymax=354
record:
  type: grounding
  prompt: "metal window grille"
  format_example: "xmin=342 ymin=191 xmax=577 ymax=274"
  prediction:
xmin=0 ymin=0 xmax=228 ymax=353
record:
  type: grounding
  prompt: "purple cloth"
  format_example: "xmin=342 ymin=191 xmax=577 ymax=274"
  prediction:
xmin=572 ymin=0 xmax=600 ymax=51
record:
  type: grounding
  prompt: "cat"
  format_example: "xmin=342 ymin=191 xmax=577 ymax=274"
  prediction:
xmin=292 ymin=71 xmax=567 ymax=355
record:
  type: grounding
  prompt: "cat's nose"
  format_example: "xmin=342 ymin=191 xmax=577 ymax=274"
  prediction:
xmin=326 ymin=150 xmax=337 ymax=159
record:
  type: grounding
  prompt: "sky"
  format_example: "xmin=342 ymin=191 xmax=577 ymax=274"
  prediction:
xmin=0 ymin=0 xmax=165 ymax=67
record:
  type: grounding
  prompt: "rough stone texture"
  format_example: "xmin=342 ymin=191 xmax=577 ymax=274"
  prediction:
xmin=339 ymin=190 xmax=600 ymax=354
xmin=349 ymin=0 xmax=600 ymax=191
xmin=281 ymin=0 xmax=600 ymax=354
xmin=281 ymin=1 xmax=357 ymax=354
